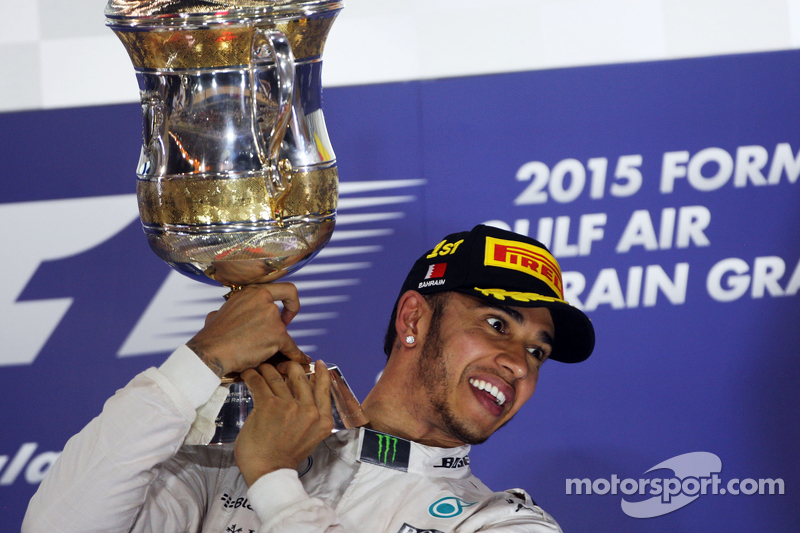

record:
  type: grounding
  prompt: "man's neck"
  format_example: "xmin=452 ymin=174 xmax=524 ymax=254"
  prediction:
xmin=360 ymin=379 xmax=466 ymax=449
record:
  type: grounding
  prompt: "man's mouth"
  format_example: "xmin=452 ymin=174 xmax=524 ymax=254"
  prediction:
xmin=468 ymin=378 xmax=506 ymax=406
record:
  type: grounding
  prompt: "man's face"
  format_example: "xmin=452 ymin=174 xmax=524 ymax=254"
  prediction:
xmin=414 ymin=292 xmax=554 ymax=446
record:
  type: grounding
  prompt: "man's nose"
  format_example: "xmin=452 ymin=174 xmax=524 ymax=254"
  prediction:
xmin=496 ymin=348 xmax=528 ymax=380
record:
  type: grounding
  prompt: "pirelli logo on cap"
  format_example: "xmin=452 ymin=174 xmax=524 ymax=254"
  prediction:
xmin=484 ymin=237 xmax=564 ymax=299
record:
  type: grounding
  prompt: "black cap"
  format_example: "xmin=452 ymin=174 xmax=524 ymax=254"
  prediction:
xmin=396 ymin=224 xmax=595 ymax=363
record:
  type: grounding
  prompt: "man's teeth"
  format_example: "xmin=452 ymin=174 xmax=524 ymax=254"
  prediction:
xmin=469 ymin=378 xmax=506 ymax=406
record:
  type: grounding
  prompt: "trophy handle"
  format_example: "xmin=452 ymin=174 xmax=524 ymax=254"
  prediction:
xmin=250 ymin=28 xmax=296 ymax=205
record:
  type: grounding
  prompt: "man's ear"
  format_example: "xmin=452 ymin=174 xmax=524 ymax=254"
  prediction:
xmin=394 ymin=290 xmax=429 ymax=348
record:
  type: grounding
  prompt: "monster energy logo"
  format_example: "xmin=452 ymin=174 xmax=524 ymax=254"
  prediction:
xmin=377 ymin=434 xmax=398 ymax=463
xmin=360 ymin=428 xmax=411 ymax=472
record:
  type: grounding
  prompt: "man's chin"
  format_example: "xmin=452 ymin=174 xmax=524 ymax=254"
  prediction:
xmin=465 ymin=412 xmax=517 ymax=446
xmin=438 ymin=409 xmax=497 ymax=446
xmin=450 ymin=428 xmax=491 ymax=446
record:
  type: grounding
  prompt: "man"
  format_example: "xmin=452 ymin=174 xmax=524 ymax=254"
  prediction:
xmin=23 ymin=224 xmax=595 ymax=533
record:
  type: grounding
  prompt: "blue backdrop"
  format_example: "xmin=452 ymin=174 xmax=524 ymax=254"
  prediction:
xmin=1 ymin=49 xmax=797 ymax=532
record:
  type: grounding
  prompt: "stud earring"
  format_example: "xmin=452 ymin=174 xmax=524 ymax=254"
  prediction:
xmin=405 ymin=335 xmax=416 ymax=345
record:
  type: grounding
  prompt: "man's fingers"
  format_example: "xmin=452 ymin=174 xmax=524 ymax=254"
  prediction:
xmin=204 ymin=310 xmax=218 ymax=327
xmin=313 ymin=360 xmax=333 ymax=416
xmin=279 ymin=305 xmax=299 ymax=326
xmin=255 ymin=364 xmax=293 ymax=400
xmin=277 ymin=361 xmax=314 ymax=404
xmin=237 ymin=282 xmax=299 ymax=322
xmin=265 ymin=282 xmax=301 ymax=325
xmin=231 ymin=283 xmax=308 ymax=363
xmin=279 ymin=334 xmax=312 ymax=364
xmin=273 ymin=360 xmax=332 ymax=415
xmin=240 ymin=368 xmax=272 ymax=404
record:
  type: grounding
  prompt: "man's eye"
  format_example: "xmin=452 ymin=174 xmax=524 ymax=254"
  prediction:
xmin=486 ymin=317 xmax=505 ymax=332
xmin=527 ymin=347 xmax=546 ymax=362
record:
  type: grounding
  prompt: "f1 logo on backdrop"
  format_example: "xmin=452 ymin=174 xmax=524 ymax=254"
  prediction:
xmin=0 ymin=195 xmax=139 ymax=367
xmin=0 ymin=179 xmax=426 ymax=367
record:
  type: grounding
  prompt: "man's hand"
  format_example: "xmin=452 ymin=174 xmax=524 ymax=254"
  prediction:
xmin=186 ymin=283 xmax=309 ymax=378
xmin=234 ymin=360 xmax=334 ymax=486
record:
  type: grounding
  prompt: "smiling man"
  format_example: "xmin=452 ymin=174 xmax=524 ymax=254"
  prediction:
xmin=368 ymin=224 xmax=592 ymax=436
xmin=370 ymin=292 xmax=556 ymax=448
xmin=24 ymin=225 xmax=594 ymax=533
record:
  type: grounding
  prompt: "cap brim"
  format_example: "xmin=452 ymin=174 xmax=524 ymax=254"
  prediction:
xmin=546 ymin=305 xmax=595 ymax=363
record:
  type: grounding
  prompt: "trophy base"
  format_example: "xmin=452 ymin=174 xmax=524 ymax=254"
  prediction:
xmin=210 ymin=363 xmax=368 ymax=445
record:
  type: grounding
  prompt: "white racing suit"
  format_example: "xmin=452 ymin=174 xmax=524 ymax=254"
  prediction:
xmin=23 ymin=346 xmax=562 ymax=533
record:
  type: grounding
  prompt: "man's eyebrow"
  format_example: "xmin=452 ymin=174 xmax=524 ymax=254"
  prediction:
xmin=538 ymin=329 xmax=555 ymax=349
xmin=478 ymin=301 xmax=524 ymax=324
